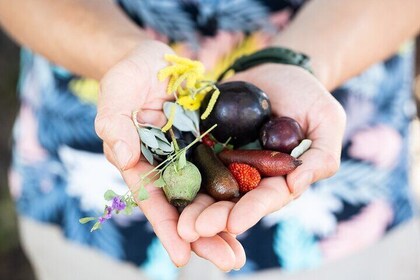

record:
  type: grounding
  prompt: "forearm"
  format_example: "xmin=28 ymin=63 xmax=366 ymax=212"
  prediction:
xmin=0 ymin=0 xmax=148 ymax=79
xmin=273 ymin=0 xmax=420 ymax=90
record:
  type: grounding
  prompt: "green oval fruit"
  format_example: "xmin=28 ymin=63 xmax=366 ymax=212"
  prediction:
xmin=162 ymin=161 xmax=201 ymax=207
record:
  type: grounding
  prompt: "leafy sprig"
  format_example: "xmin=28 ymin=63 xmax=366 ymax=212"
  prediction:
xmin=80 ymin=123 xmax=217 ymax=232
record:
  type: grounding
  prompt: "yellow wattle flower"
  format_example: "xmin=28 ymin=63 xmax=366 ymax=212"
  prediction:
xmin=177 ymin=95 xmax=201 ymax=111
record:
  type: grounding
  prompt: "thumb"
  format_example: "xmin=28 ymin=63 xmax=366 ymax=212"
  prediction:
xmin=95 ymin=58 xmax=152 ymax=171
xmin=95 ymin=41 xmax=174 ymax=170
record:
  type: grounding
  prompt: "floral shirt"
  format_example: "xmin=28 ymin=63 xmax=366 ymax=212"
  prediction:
xmin=9 ymin=0 xmax=417 ymax=279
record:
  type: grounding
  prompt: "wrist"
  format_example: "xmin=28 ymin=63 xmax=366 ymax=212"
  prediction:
xmin=95 ymin=32 xmax=147 ymax=79
xmin=270 ymin=37 xmax=338 ymax=91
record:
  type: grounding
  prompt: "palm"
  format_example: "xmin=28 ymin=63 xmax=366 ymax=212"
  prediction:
xmin=96 ymin=42 xmax=246 ymax=270
xmin=178 ymin=64 xmax=346 ymax=261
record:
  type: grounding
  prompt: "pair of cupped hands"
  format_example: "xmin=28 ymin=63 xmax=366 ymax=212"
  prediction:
xmin=95 ymin=41 xmax=346 ymax=271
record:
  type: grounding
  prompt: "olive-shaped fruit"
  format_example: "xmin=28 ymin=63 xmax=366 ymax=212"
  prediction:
xmin=193 ymin=144 xmax=240 ymax=200
xmin=260 ymin=117 xmax=304 ymax=153
xmin=200 ymin=81 xmax=271 ymax=147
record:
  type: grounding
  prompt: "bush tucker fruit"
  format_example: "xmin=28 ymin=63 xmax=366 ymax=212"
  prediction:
xmin=260 ymin=117 xmax=304 ymax=153
xmin=228 ymin=163 xmax=261 ymax=193
xmin=193 ymin=144 xmax=240 ymax=200
xmin=200 ymin=81 xmax=271 ymax=146
xmin=219 ymin=149 xmax=302 ymax=176
xmin=162 ymin=161 xmax=201 ymax=207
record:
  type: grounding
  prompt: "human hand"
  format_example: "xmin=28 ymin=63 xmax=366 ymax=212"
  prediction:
xmin=95 ymin=40 xmax=245 ymax=270
xmin=177 ymin=64 xmax=346 ymax=266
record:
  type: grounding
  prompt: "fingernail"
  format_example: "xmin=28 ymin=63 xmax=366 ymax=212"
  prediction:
xmin=293 ymin=171 xmax=313 ymax=195
xmin=113 ymin=141 xmax=132 ymax=170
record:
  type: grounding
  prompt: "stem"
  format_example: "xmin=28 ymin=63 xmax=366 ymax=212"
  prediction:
xmin=130 ymin=124 xmax=217 ymax=188
xmin=131 ymin=110 xmax=141 ymax=130
xmin=169 ymin=128 xmax=180 ymax=152
xmin=223 ymin=137 xmax=232 ymax=146
xmin=117 ymin=124 xmax=219 ymax=204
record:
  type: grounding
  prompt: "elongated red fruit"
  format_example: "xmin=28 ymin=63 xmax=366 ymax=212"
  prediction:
xmin=218 ymin=149 xmax=302 ymax=176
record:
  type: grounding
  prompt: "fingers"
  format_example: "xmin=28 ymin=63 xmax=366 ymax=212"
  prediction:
xmin=179 ymin=196 xmax=245 ymax=271
xmin=96 ymin=47 xmax=171 ymax=171
xmin=192 ymin=234 xmax=245 ymax=272
xmin=195 ymin=201 xmax=235 ymax=237
xmin=287 ymin=102 xmax=346 ymax=196
xmin=227 ymin=176 xmax=292 ymax=235
xmin=96 ymin=60 xmax=150 ymax=171
xmin=178 ymin=194 xmax=215 ymax=242
xmin=121 ymin=160 xmax=191 ymax=267
xmin=96 ymin=112 xmax=140 ymax=170
xmin=218 ymin=232 xmax=246 ymax=270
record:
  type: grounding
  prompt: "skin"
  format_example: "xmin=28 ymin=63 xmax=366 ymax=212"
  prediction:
xmin=1 ymin=0 xmax=419 ymax=272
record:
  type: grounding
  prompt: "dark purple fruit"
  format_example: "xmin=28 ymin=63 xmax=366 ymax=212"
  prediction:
xmin=260 ymin=117 xmax=304 ymax=154
xmin=164 ymin=127 xmax=195 ymax=159
xmin=200 ymin=81 xmax=271 ymax=147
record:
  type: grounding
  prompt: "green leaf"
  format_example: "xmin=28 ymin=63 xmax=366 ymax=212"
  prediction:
xmin=239 ymin=140 xmax=262 ymax=150
xmin=90 ymin=221 xmax=102 ymax=232
xmin=79 ymin=217 xmax=96 ymax=224
xmin=163 ymin=102 xmax=197 ymax=134
xmin=122 ymin=204 xmax=133 ymax=215
xmin=178 ymin=150 xmax=187 ymax=169
xmin=138 ymin=186 xmax=150 ymax=201
xmin=129 ymin=199 xmax=138 ymax=207
xmin=103 ymin=190 xmax=118 ymax=201
xmin=184 ymin=109 xmax=200 ymax=136
xmin=142 ymin=177 xmax=151 ymax=186
xmin=153 ymin=148 xmax=170 ymax=156
xmin=213 ymin=143 xmax=225 ymax=154
xmin=157 ymin=139 xmax=174 ymax=152
xmin=150 ymin=128 xmax=171 ymax=144
xmin=139 ymin=127 xmax=159 ymax=149
xmin=154 ymin=176 xmax=166 ymax=188
xmin=141 ymin=143 xmax=154 ymax=165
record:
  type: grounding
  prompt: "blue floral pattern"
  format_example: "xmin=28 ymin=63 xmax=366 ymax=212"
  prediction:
xmin=9 ymin=0 xmax=417 ymax=277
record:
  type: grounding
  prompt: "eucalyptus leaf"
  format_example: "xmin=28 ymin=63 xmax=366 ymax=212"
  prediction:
xmin=103 ymin=190 xmax=118 ymax=201
xmin=153 ymin=149 xmax=170 ymax=156
xmin=178 ymin=150 xmax=187 ymax=170
xmin=184 ymin=109 xmax=200 ymax=136
xmin=139 ymin=128 xmax=159 ymax=149
xmin=157 ymin=139 xmax=174 ymax=152
xmin=79 ymin=217 xmax=96 ymax=224
xmin=163 ymin=102 xmax=197 ymax=133
xmin=138 ymin=186 xmax=150 ymax=201
xmin=141 ymin=143 xmax=154 ymax=165
xmin=150 ymin=128 xmax=170 ymax=144
xmin=154 ymin=176 xmax=166 ymax=188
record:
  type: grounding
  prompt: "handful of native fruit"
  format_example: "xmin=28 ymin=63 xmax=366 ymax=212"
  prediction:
xmin=80 ymin=55 xmax=311 ymax=230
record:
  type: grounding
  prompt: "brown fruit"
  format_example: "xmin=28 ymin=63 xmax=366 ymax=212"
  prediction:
xmin=218 ymin=149 xmax=302 ymax=177
xmin=193 ymin=144 xmax=240 ymax=200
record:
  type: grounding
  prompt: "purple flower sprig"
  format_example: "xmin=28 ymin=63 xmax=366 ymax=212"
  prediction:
xmin=79 ymin=190 xmax=138 ymax=232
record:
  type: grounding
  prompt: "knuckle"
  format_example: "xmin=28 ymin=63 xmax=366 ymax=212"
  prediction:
xmin=94 ymin=113 xmax=110 ymax=140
